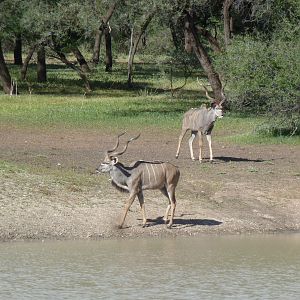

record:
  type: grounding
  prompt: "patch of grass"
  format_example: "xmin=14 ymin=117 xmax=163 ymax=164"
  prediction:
xmin=1 ymin=60 xmax=299 ymax=145
xmin=248 ymin=166 xmax=258 ymax=173
xmin=223 ymin=132 xmax=300 ymax=145
xmin=0 ymin=160 xmax=100 ymax=188
xmin=0 ymin=94 xmax=200 ymax=130
xmin=0 ymin=161 xmax=26 ymax=174
xmin=216 ymin=112 xmax=300 ymax=145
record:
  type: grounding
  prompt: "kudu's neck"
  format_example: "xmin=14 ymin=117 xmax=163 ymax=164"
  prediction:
xmin=109 ymin=162 xmax=132 ymax=192
xmin=110 ymin=162 xmax=131 ymax=178
xmin=206 ymin=107 xmax=218 ymax=123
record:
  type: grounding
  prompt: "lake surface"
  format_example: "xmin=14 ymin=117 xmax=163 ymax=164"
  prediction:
xmin=1 ymin=234 xmax=300 ymax=299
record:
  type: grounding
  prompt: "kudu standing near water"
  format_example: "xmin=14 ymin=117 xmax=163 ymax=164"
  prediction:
xmin=176 ymin=80 xmax=225 ymax=162
xmin=96 ymin=133 xmax=180 ymax=229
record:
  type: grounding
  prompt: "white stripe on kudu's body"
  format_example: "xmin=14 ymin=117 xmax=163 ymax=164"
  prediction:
xmin=97 ymin=133 xmax=180 ymax=229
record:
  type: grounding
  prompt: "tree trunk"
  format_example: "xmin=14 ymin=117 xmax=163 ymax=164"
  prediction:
xmin=54 ymin=48 xmax=91 ymax=92
xmin=92 ymin=31 xmax=102 ymax=65
xmin=72 ymin=47 xmax=90 ymax=73
xmin=37 ymin=45 xmax=47 ymax=82
xmin=169 ymin=18 xmax=185 ymax=51
xmin=21 ymin=44 xmax=37 ymax=80
xmin=127 ymin=27 xmax=134 ymax=86
xmin=184 ymin=12 xmax=224 ymax=102
xmin=92 ymin=2 xmax=117 ymax=65
xmin=14 ymin=34 xmax=23 ymax=65
xmin=195 ymin=26 xmax=222 ymax=53
xmin=223 ymin=0 xmax=234 ymax=48
xmin=0 ymin=41 xmax=13 ymax=94
xmin=127 ymin=11 xmax=155 ymax=86
xmin=104 ymin=23 xmax=112 ymax=72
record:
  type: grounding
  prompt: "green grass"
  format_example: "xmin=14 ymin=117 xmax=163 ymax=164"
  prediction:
xmin=0 ymin=160 xmax=100 ymax=188
xmin=218 ymin=113 xmax=300 ymax=145
xmin=0 ymin=160 xmax=26 ymax=174
xmin=0 ymin=94 xmax=199 ymax=129
xmin=1 ymin=59 xmax=299 ymax=145
xmin=224 ymin=132 xmax=300 ymax=145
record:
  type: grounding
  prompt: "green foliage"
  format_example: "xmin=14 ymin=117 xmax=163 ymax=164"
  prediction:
xmin=215 ymin=35 xmax=300 ymax=135
xmin=17 ymin=0 xmax=98 ymax=49
xmin=215 ymin=0 xmax=300 ymax=136
xmin=0 ymin=0 xmax=26 ymax=39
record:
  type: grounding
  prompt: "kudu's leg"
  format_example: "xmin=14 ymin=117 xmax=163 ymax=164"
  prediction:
xmin=206 ymin=134 xmax=213 ymax=162
xmin=118 ymin=192 xmax=137 ymax=229
xmin=137 ymin=192 xmax=147 ymax=227
xmin=164 ymin=203 xmax=171 ymax=224
xmin=175 ymin=129 xmax=187 ymax=159
xmin=188 ymin=131 xmax=197 ymax=160
xmin=198 ymin=131 xmax=203 ymax=162
xmin=166 ymin=185 xmax=177 ymax=228
xmin=160 ymin=186 xmax=171 ymax=224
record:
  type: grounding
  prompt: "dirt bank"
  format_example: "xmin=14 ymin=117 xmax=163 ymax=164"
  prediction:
xmin=1 ymin=126 xmax=299 ymax=241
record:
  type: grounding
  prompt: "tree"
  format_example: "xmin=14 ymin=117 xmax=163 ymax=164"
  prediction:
xmin=92 ymin=1 xmax=118 ymax=65
xmin=127 ymin=10 xmax=156 ymax=86
xmin=37 ymin=45 xmax=46 ymax=82
xmin=21 ymin=44 xmax=37 ymax=81
xmin=103 ymin=22 xmax=113 ymax=72
xmin=14 ymin=34 xmax=23 ymax=65
xmin=0 ymin=0 xmax=25 ymax=93
xmin=0 ymin=40 xmax=12 ymax=94
xmin=20 ymin=0 xmax=96 ymax=90
xmin=51 ymin=38 xmax=91 ymax=91
xmin=72 ymin=47 xmax=90 ymax=73
xmin=223 ymin=0 xmax=233 ymax=47
xmin=184 ymin=10 xmax=224 ymax=102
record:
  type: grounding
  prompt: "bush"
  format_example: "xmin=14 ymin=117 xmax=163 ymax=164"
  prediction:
xmin=214 ymin=36 xmax=300 ymax=135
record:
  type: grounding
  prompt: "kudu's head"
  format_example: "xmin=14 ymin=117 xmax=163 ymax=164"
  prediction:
xmin=211 ymin=101 xmax=224 ymax=119
xmin=96 ymin=132 xmax=140 ymax=173
xmin=197 ymin=77 xmax=226 ymax=119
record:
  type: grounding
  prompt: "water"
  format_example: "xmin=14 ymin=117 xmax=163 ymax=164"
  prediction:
xmin=0 ymin=234 xmax=300 ymax=300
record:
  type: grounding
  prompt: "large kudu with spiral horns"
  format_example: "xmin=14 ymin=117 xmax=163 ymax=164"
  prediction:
xmin=175 ymin=78 xmax=226 ymax=162
xmin=96 ymin=132 xmax=180 ymax=228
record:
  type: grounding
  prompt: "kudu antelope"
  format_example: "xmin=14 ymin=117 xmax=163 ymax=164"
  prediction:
xmin=176 ymin=79 xmax=225 ymax=162
xmin=96 ymin=133 xmax=180 ymax=229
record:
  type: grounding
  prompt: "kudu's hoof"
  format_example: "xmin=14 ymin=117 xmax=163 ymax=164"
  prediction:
xmin=175 ymin=155 xmax=179 ymax=159
xmin=117 ymin=225 xmax=123 ymax=229
xmin=166 ymin=224 xmax=173 ymax=229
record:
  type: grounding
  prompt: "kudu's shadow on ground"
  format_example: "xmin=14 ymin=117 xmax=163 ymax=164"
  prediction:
xmin=144 ymin=216 xmax=222 ymax=228
xmin=213 ymin=156 xmax=265 ymax=163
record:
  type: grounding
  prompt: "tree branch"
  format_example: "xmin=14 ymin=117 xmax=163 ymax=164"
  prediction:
xmin=195 ymin=25 xmax=222 ymax=53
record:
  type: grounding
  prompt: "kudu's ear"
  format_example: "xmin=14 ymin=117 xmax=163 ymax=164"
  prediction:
xmin=111 ymin=157 xmax=118 ymax=165
xmin=211 ymin=102 xmax=218 ymax=108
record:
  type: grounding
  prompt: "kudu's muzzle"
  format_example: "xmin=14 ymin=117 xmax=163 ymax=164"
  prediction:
xmin=96 ymin=163 xmax=111 ymax=173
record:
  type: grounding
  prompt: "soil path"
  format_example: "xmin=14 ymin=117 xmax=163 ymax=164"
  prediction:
xmin=1 ymin=126 xmax=299 ymax=241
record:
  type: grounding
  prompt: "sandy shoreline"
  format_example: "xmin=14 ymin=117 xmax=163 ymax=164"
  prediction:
xmin=1 ymin=168 xmax=299 ymax=242
xmin=1 ymin=128 xmax=300 ymax=242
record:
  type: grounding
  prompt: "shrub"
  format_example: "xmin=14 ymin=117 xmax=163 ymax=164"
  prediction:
xmin=215 ymin=36 xmax=300 ymax=135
